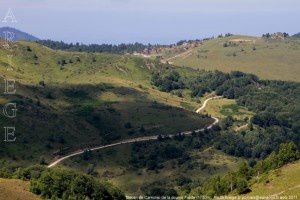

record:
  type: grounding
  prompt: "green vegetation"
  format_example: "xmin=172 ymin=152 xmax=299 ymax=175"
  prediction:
xmin=64 ymin=141 xmax=241 ymax=196
xmin=194 ymin=142 xmax=300 ymax=197
xmin=0 ymin=164 xmax=124 ymax=199
xmin=30 ymin=168 xmax=125 ymax=199
xmin=152 ymin=69 xmax=300 ymax=159
xmin=155 ymin=35 xmax=300 ymax=82
xmin=0 ymin=41 xmax=212 ymax=165
xmin=244 ymin=160 xmax=300 ymax=197
xmin=0 ymin=38 xmax=299 ymax=198
xmin=37 ymin=39 xmax=162 ymax=54
xmin=0 ymin=178 xmax=40 ymax=200
xmin=198 ymin=97 xmax=252 ymax=121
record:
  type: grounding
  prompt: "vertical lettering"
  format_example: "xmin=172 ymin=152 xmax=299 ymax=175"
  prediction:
xmin=6 ymin=54 xmax=14 ymax=71
xmin=4 ymin=127 xmax=16 ymax=142
xmin=2 ymin=8 xmax=17 ymax=23
xmin=4 ymin=79 xmax=16 ymax=94
xmin=3 ymin=103 xmax=17 ymax=118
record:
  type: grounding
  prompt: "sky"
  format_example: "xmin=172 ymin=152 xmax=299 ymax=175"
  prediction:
xmin=0 ymin=0 xmax=299 ymax=44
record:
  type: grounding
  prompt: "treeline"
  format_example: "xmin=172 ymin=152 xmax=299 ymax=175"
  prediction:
xmin=129 ymin=131 xmax=219 ymax=196
xmin=0 ymin=165 xmax=125 ymax=199
xmin=262 ymin=32 xmax=289 ymax=38
xmin=199 ymin=142 xmax=299 ymax=197
xmin=130 ymin=131 xmax=215 ymax=171
xmin=151 ymin=71 xmax=184 ymax=92
xmin=151 ymin=69 xmax=300 ymax=159
xmin=37 ymin=40 xmax=156 ymax=54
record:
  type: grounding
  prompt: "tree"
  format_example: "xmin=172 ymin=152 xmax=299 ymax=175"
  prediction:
xmin=238 ymin=161 xmax=251 ymax=180
xmin=124 ymin=122 xmax=132 ymax=129
xmin=139 ymin=125 xmax=145 ymax=133
xmin=277 ymin=142 xmax=300 ymax=166
xmin=82 ymin=150 xmax=92 ymax=161
xmin=236 ymin=177 xmax=249 ymax=194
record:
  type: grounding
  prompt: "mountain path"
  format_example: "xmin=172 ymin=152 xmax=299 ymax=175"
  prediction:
xmin=48 ymin=96 xmax=221 ymax=168
xmin=163 ymin=48 xmax=194 ymax=63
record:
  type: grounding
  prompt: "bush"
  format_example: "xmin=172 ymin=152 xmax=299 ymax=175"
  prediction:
xmin=124 ymin=122 xmax=132 ymax=129
xmin=30 ymin=168 xmax=125 ymax=199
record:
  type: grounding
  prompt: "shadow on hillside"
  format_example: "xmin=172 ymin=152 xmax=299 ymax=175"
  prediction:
xmin=0 ymin=78 xmax=212 ymax=164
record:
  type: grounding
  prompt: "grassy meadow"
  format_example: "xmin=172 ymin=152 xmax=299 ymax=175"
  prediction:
xmin=0 ymin=178 xmax=40 ymax=200
xmin=243 ymin=161 xmax=300 ymax=198
xmin=61 ymin=144 xmax=242 ymax=195
xmin=156 ymin=36 xmax=300 ymax=82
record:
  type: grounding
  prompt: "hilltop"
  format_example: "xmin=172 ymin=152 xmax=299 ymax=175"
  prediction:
xmin=143 ymin=35 xmax=300 ymax=82
xmin=0 ymin=27 xmax=39 ymax=41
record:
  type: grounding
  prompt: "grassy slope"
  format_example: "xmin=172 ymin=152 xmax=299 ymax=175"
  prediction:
xmin=200 ymin=96 xmax=253 ymax=120
xmin=61 ymin=145 xmax=241 ymax=195
xmin=53 ymin=95 xmax=253 ymax=196
xmin=0 ymin=41 xmax=212 ymax=165
xmin=0 ymin=178 xmax=40 ymax=200
xmin=243 ymin=161 xmax=300 ymax=198
xmin=200 ymin=96 xmax=253 ymax=131
xmin=159 ymin=36 xmax=300 ymax=82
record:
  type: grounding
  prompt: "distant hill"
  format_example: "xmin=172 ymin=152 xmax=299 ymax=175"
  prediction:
xmin=0 ymin=27 xmax=39 ymax=41
xmin=293 ymin=33 xmax=300 ymax=38
xmin=144 ymin=35 xmax=300 ymax=82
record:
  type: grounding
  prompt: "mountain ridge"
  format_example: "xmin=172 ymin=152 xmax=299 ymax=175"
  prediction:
xmin=0 ymin=27 xmax=39 ymax=41
xmin=293 ymin=32 xmax=300 ymax=38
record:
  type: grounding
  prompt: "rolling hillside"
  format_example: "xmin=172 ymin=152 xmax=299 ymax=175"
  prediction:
xmin=0 ymin=178 xmax=40 ymax=200
xmin=243 ymin=161 xmax=300 ymax=198
xmin=149 ymin=35 xmax=300 ymax=82
xmin=0 ymin=40 xmax=213 ymax=165
xmin=0 ymin=39 xmax=299 ymax=198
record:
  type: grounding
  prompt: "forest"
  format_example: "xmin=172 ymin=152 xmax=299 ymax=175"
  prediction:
xmin=0 ymin=165 xmax=125 ymax=200
xmin=200 ymin=142 xmax=299 ymax=197
xmin=37 ymin=40 xmax=157 ymax=54
xmin=151 ymin=69 xmax=300 ymax=159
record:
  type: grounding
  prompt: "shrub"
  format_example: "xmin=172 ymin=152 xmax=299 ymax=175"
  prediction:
xmin=30 ymin=168 xmax=125 ymax=199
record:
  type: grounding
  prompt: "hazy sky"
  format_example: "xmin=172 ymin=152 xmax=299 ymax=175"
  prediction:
xmin=0 ymin=0 xmax=299 ymax=44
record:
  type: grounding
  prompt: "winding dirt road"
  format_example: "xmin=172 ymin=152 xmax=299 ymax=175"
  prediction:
xmin=48 ymin=96 xmax=221 ymax=168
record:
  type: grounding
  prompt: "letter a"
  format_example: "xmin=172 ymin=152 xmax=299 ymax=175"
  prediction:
xmin=2 ymin=8 xmax=17 ymax=23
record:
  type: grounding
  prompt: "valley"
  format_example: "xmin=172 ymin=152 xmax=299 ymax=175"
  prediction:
xmin=0 ymin=32 xmax=299 ymax=199
xmin=47 ymin=96 xmax=221 ymax=168
xmin=0 ymin=0 xmax=299 ymax=198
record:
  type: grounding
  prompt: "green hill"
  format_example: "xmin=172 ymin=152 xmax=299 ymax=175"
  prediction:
xmin=153 ymin=35 xmax=300 ymax=82
xmin=1 ymin=39 xmax=299 ymax=198
xmin=243 ymin=161 xmax=300 ymax=198
xmin=0 ymin=40 xmax=212 ymax=165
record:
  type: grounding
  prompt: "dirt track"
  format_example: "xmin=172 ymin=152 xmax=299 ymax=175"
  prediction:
xmin=48 ymin=96 xmax=221 ymax=168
